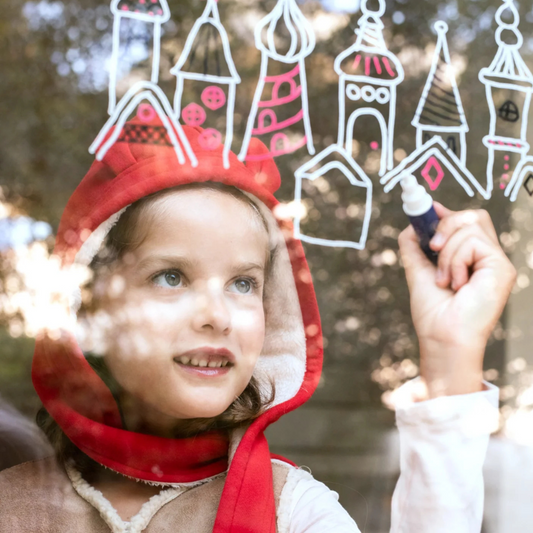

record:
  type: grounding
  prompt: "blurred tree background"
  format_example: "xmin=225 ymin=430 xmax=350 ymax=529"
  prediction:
xmin=1 ymin=0 xmax=533 ymax=531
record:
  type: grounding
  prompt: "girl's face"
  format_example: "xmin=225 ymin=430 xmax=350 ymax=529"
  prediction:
xmin=92 ymin=189 xmax=269 ymax=434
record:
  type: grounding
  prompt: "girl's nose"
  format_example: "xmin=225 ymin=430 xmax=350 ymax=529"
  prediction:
xmin=191 ymin=281 xmax=232 ymax=335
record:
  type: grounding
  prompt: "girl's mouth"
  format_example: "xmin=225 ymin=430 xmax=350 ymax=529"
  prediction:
xmin=172 ymin=347 xmax=235 ymax=377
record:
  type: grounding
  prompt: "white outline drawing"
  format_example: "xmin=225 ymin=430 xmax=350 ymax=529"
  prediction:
xmin=170 ymin=0 xmax=241 ymax=169
xmin=380 ymin=136 xmax=490 ymax=199
xmin=505 ymin=156 xmax=533 ymax=200
xmin=294 ymin=145 xmax=373 ymax=250
xmin=238 ymin=0 xmax=316 ymax=162
xmin=89 ymin=81 xmax=198 ymax=167
xmin=108 ymin=0 xmax=171 ymax=115
xmin=479 ymin=0 xmax=533 ymax=197
xmin=334 ymin=0 xmax=404 ymax=177
xmin=412 ymin=21 xmax=469 ymax=165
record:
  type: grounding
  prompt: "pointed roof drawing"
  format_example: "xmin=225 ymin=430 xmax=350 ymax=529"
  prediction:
xmin=294 ymin=144 xmax=373 ymax=250
xmin=171 ymin=0 xmax=240 ymax=83
xmin=380 ymin=136 xmax=490 ymax=199
xmin=334 ymin=0 xmax=403 ymax=84
xmin=89 ymin=81 xmax=197 ymax=166
xmin=479 ymin=0 xmax=533 ymax=89
xmin=412 ymin=21 xmax=468 ymax=131
xmin=111 ymin=0 xmax=170 ymax=22
xmin=254 ymin=0 xmax=315 ymax=63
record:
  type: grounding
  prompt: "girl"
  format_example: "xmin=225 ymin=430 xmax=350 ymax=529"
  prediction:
xmin=0 ymin=116 xmax=515 ymax=533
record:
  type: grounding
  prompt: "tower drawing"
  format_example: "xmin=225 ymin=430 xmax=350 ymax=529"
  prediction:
xmin=412 ymin=21 xmax=468 ymax=165
xmin=108 ymin=0 xmax=171 ymax=114
xmin=239 ymin=0 xmax=315 ymax=162
xmin=479 ymin=0 xmax=533 ymax=195
xmin=334 ymin=0 xmax=404 ymax=177
xmin=171 ymin=0 xmax=241 ymax=169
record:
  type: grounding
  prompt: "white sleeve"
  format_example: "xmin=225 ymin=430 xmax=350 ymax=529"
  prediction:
xmin=278 ymin=466 xmax=361 ymax=533
xmin=391 ymin=378 xmax=499 ymax=533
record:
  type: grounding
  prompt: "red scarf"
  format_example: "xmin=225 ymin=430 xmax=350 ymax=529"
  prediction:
xmin=32 ymin=122 xmax=323 ymax=532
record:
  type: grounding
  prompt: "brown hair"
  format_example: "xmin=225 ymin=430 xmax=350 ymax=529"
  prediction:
xmin=37 ymin=182 xmax=275 ymax=475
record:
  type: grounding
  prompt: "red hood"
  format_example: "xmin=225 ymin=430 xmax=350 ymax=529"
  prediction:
xmin=32 ymin=117 xmax=323 ymax=532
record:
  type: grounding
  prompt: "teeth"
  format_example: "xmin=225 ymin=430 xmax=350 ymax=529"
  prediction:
xmin=191 ymin=358 xmax=199 ymax=366
xmin=221 ymin=361 xmax=227 ymax=367
xmin=198 ymin=360 xmax=208 ymax=367
xmin=180 ymin=356 xmax=190 ymax=365
xmin=208 ymin=361 xmax=218 ymax=368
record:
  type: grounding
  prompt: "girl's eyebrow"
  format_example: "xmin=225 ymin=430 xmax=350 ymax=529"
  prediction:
xmin=135 ymin=256 xmax=264 ymax=274
xmin=136 ymin=255 xmax=195 ymax=271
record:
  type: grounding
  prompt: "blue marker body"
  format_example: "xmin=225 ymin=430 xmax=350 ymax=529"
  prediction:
xmin=400 ymin=175 xmax=440 ymax=266
xmin=408 ymin=206 xmax=440 ymax=266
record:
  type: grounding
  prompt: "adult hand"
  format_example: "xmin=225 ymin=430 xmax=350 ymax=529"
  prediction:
xmin=398 ymin=203 xmax=516 ymax=398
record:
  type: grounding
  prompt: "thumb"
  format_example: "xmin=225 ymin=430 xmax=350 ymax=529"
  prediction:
xmin=398 ymin=225 xmax=436 ymax=292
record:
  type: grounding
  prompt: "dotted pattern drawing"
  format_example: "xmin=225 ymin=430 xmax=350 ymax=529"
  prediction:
xmin=334 ymin=0 xmax=404 ymax=177
xmin=171 ymin=0 xmax=240 ymax=169
xmin=239 ymin=0 xmax=316 ymax=162
xmin=412 ymin=21 xmax=469 ymax=166
xmin=108 ymin=0 xmax=171 ymax=114
xmin=480 ymin=0 xmax=533 ymax=199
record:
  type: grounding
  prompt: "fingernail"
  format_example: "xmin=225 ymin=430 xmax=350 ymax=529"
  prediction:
xmin=431 ymin=233 xmax=445 ymax=247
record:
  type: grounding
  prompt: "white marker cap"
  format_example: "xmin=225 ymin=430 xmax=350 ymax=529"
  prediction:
xmin=400 ymin=175 xmax=433 ymax=217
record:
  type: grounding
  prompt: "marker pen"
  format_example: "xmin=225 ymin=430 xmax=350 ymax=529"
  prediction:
xmin=400 ymin=175 xmax=440 ymax=266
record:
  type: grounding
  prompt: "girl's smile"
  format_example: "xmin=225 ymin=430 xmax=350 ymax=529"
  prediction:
xmin=173 ymin=346 xmax=235 ymax=377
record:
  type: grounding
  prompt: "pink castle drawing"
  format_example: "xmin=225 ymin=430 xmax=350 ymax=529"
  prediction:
xmin=239 ymin=0 xmax=316 ymax=162
xmin=334 ymin=0 xmax=404 ymax=177
xmin=171 ymin=0 xmax=240 ymax=169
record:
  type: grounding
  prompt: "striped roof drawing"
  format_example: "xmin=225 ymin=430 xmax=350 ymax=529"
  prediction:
xmin=412 ymin=21 xmax=468 ymax=132
xmin=112 ymin=0 xmax=170 ymax=21
xmin=334 ymin=0 xmax=403 ymax=84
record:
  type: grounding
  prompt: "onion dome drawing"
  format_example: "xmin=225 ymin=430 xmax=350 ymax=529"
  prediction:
xmin=170 ymin=0 xmax=240 ymax=83
xmin=239 ymin=0 xmax=316 ymax=161
xmin=479 ymin=0 xmax=533 ymax=88
xmin=334 ymin=0 xmax=403 ymax=84
xmin=111 ymin=0 xmax=170 ymax=22
xmin=254 ymin=0 xmax=315 ymax=63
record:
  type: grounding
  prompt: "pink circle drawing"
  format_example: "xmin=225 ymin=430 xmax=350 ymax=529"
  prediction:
xmin=370 ymin=141 xmax=379 ymax=150
xmin=504 ymin=155 xmax=510 ymax=161
xmin=198 ymin=128 xmax=222 ymax=151
xmin=182 ymin=102 xmax=206 ymax=127
xmin=201 ymin=86 xmax=226 ymax=111
xmin=137 ymin=103 xmax=156 ymax=123
xmin=500 ymin=183 xmax=506 ymax=189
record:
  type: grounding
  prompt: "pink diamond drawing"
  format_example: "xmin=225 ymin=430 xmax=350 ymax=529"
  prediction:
xmin=421 ymin=156 xmax=445 ymax=191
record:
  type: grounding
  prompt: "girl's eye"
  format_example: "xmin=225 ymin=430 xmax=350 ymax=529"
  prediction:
xmin=152 ymin=270 xmax=182 ymax=288
xmin=232 ymin=278 xmax=253 ymax=294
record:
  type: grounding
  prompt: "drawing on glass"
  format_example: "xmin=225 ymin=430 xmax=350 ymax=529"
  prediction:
xmin=293 ymin=145 xmax=373 ymax=250
xmin=381 ymin=136 xmax=488 ymax=197
xmin=480 ymin=0 xmax=533 ymax=197
xmin=89 ymin=81 xmax=198 ymax=167
xmin=381 ymin=21 xmax=489 ymax=200
xmin=412 ymin=21 xmax=468 ymax=165
xmin=171 ymin=0 xmax=241 ymax=169
xmin=108 ymin=0 xmax=171 ymax=114
xmin=334 ymin=0 xmax=404 ymax=177
xmin=238 ymin=0 xmax=316 ymax=162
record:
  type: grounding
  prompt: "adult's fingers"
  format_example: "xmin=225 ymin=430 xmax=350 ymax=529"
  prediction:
xmin=431 ymin=208 xmax=499 ymax=251
xmin=435 ymin=225 xmax=495 ymax=290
